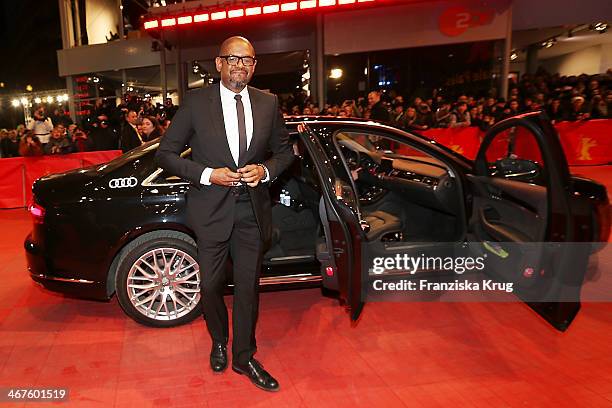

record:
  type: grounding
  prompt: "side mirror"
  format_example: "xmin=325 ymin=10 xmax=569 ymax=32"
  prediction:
xmin=492 ymin=157 xmax=541 ymax=181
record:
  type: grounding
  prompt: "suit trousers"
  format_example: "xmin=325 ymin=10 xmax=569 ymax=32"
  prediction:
xmin=197 ymin=193 xmax=263 ymax=366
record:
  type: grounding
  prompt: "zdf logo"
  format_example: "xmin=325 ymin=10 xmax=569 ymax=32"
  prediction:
xmin=109 ymin=177 xmax=138 ymax=189
xmin=438 ymin=7 xmax=495 ymax=37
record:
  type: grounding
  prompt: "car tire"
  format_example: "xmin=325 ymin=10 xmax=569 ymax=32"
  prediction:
xmin=115 ymin=230 xmax=202 ymax=328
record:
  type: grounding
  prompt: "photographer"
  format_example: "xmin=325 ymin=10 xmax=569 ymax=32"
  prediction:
xmin=26 ymin=107 xmax=54 ymax=145
xmin=44 ymin=125 xmax=73 ymax=155
xmin=89 ymin=115 xmax=119 ymax=151
xmin=18 ymin=130 xmax=43 ymax=157
xmin=72 ymin=126 xmax=94 ymax=152
xmin=164 ymin=98 xmax=178 ymax=120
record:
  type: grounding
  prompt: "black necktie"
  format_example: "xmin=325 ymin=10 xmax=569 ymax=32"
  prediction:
xmin=235 ymin=94 xmax=247 ymax=165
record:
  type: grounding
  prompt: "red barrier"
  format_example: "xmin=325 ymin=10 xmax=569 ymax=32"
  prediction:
xmin=0 ymin=158 xmax=25 ymax=209
xmin=421 ymin=120 xmax=612 ymax=165
xmin=0 ymin=151 xmax=121 ymax=209
xmin=81 ymin=150 xmax=123 ymax=167
xmin=422 ymin=126 xmax=482 ymax=159
xmin=555 ymin=120 xmax=612 ymax=166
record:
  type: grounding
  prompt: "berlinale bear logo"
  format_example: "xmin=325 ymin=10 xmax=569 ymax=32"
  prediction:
xmin=438 ymin=6 xmax=496 ymax=37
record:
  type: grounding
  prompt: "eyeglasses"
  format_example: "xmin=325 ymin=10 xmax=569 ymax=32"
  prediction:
xmin=218 ymin=55 xmax=257 ymax=67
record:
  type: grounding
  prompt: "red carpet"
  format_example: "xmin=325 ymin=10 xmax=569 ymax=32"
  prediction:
xmin=1 ymin=167 xmax=611 ymax=407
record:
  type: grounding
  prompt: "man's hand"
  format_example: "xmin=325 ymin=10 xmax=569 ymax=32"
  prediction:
xmin=238 ymin=164 xmax=265 ymax=187
xmin=210 ymin=167 xmax=242 ymax=186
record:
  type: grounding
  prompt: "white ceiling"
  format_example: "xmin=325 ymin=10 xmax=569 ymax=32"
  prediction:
xmin=511 ymin=25 xmax=612 ymax=62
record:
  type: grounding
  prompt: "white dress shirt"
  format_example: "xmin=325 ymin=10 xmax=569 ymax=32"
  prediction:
xmin=200 ymin=83 xmax=268 ymax=185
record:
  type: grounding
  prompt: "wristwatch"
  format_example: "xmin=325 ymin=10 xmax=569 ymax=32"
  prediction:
xmin=256 ymin=163 xmax=269 ymax=181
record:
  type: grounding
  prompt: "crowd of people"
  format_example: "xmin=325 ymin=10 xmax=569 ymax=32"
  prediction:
xmin=0 ymin=95 xmax=177 ymax=158
xmin=1 ymin=70 xmax=610 ymax=159
xmin=279 ymin=70 xmax=612 ymax=132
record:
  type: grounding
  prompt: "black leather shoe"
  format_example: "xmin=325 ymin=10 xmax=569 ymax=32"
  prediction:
xmin=232 ymin=359 xmax=279 ymax=392
xmin=210 ymin=342 xmax=227 ymax=373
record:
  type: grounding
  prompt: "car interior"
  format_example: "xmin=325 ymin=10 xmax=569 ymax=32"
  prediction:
xmin=333 ymin=131 xmax=464 ymax=245
xmin=261 ymin=129 xmax=468 ymax=274
xmin=263 ymin=134 xmax=323 ymax=265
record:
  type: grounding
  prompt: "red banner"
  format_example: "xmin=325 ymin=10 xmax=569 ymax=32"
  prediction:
xmin=422 ymin=126 xmax=482 ymax=159
xmin=555 ymin=120 xmax=612 ymax=166
xmin=421 ymin=120 xmax=612 ymax=165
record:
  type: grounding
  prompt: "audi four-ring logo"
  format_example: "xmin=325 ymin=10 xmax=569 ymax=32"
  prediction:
xmin=109 ymin=177 xmax=138 ymax=189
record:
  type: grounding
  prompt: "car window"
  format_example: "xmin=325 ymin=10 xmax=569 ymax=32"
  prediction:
xmin=300 ymin=126 xmax=361 ymax=218
xmin=333 ymin=130 xmax=449 ymax=192
xmin=335 ymin=131 xmax=447 ymax=167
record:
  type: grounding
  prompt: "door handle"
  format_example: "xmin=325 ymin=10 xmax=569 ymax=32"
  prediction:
xmin=478 ymin=207 xmax=528 ymax=242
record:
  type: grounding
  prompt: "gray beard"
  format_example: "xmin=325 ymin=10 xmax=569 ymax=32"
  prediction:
xmin=229 ymin=79 xmax=247 ymax=90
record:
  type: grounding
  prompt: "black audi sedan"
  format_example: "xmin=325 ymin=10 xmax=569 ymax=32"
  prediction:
xmin=25 ymin=113 xmax=609 ymax=331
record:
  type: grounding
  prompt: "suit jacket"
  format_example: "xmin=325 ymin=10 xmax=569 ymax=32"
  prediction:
xmin=120 ymin=123 xmax=142 ymax=153
xmin=370 ymin=101 xmax=390 ymax=123
xmin=155 ymin=83 xmax=294 ymax=246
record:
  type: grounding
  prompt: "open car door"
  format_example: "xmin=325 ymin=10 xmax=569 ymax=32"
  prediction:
xmin=297 ymin=123 xmax=366 ymax=320
xmin=467 ymin=111 xmax=593 ymax=331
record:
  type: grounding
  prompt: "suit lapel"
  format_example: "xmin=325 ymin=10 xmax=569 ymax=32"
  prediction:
xmin=207 ymin=84 xmax=236 ymax=168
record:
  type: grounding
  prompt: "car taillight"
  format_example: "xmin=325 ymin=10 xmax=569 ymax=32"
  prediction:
xmin=29 ymin=203 xmax=45 ymax=224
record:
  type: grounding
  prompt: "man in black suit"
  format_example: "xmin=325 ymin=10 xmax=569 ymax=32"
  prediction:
xmin=367 ymin=90 xmax=390 ymax=122
xmin=120 ymin=110 xmax=143 ymax=152
xmin=155 ymin=36 xmax=293 ymax=392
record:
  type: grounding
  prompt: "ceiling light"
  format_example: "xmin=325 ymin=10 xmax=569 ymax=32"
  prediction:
xmin=329 ymin=68 xmax=343 ymax=79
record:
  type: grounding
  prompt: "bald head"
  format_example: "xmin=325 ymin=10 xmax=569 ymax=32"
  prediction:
xmin=215 ymin=36 xmax=257 ymax=93
xmin=219 ymin=36 xmax=255 ymax=56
